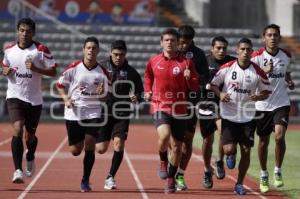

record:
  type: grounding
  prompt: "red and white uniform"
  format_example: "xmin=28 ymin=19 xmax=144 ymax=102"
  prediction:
xmin=144 ymin=53 xmax=199 ymax=116
xmin=2 ymin=41 xmax=57 ymax=105
xmin=211 ymin=60 xmax=271 ymax=123
xmin=57 ymin=60 xmax=111 ymax=120
xmin=251 ymin=48 xmax=291 ymax=111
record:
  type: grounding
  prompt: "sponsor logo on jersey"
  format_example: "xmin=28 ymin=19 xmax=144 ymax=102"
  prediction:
xmin=15 ymin=72 xmax=32 ymax=78
xmin=233 ymin=87 xmax=251 ymax=94
xmin=172 ymin=66 xmax=181 ymax=75
xmin=268 ymin=72 xmax=284 ymax=78
xmin=245 ymin=75 xmax=252 ymax=83
xmin=157 ymin=65 xmax=164 ymax=70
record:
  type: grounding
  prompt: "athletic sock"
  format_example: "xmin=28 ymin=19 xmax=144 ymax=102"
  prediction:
xmin=26 ymin=136 xmax=38 ymax=161
xmin=109 ymin=150 xmax=124 ymax=177
xmin=167 ymin=162 xmax=178 ymax=178
xmin=82 ymin=150 xmax=95 ymax=182
xmin=176 ymin=168 xmax=185 ymax=178
xmin=260 ymin=170 xmax=269 ymax=177
xmin=159 ymin=151 xmax=168 ymax=162
xmin=11 ymin=136 xmax=24 ymax=171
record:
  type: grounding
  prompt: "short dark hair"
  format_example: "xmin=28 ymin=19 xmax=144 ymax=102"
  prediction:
xmin=263 ymin=24 xmax=280 ymax=36
xmin=83 ymin=36 xmax=99 ymax=48
xmin=161 ymin=28 xmax=179 ymax=41
xmin=17 ymin=18 xmax=36 ymax=34
xmin=238 ymin=37 xmax=253 ymax=47
xmin=111 ymin=40 xmax=127 ymax=51
xmin=178 ymin=25 xmax=195 ymax=40
xmin=211 ymin=36 xmax=228 ymax=46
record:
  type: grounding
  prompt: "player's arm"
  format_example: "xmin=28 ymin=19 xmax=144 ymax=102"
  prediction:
xmin=285 ymin=72 xmax=295 ymax=90
xmin=25 ymin=57 xmax=57 ymax=77
xmin=1 ymin=53 xmax=13 ymax=76
xmin=56 ymin=84 xmax=73 ymax=108
xmin=143 ymin=61 xmax=154 ymax=101
xmin=250 ymin=72 xmax=272 ymax=101
xmin=210 ymin=66 xmax=231 ymax=102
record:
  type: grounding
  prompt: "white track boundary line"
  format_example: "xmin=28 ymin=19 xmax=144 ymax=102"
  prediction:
xmin=17 ymin=136 xmax=68 ymax=199
xmin=124 ymin=150 xmax=149 ymax=199
xmin=0 ymin=138 xmax=11 ymax=146
xmin=192 ymin=153 xmax=267 ymax=199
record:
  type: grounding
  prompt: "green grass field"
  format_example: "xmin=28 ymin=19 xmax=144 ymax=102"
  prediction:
xmin=193 ymin=129 xmax=300 ymax=199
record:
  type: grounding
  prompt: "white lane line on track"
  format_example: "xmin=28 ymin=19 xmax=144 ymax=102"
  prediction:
xmin=17 ymin=136 xmax=68 ymax=199
xmin=0 ymin=138 xmax=11 ymax=146
xmin=192 ymin=153 xmax=267 ymax=199
xmin=124 ymin=150 xmax=149 ymax=199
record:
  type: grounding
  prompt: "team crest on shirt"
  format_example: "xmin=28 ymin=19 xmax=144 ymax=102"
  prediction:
xmin=120 ymin=70 xmax=127 ymax=77
xmin=185 ymin=51 xmax=193 ymax=59
xmin=172 ymin=66 xmax=181 ymax=75
xmin=245 ymin=75 xmax=252 ymax=83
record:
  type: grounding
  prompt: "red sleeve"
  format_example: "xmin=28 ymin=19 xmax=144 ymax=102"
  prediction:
xmin=143 ymin=59 xmax=154 ymax=92
xmin=186 ymin=60 xmax=199 ymax=91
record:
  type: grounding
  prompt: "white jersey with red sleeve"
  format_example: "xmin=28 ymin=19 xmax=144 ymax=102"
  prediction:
xmin=144 ymin=53 xmax=199 ymax=116
xmin=56 ymin=61 xmax=111 ymax=121
xmin=251 ymin=47 xmax=291 ymax=111
xmin=2 ymin=41 xmax=57 ymax=105
xmin=211 ymin=60 xmax=271 ymax=123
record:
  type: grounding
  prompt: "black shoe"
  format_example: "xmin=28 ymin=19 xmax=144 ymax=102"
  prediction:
xmin=215 ymin=160 xmax=225 ymax=179
xmin=202 ymin=171 xmax=213 ymax=189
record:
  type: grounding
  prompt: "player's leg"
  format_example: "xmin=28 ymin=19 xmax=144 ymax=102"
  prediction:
xmin=7 ymin=98 xmax=26 ymax=183
xmin=24 ymin=104 xmax=42 ymax=177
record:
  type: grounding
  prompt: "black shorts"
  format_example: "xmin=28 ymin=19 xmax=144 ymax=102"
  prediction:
xmin=6 ymin=98 xmax=42 ymax=134
xmin=96 ymin=116 xmax=129 ymax=143
xmin=66 ymin=118 xmax=102 ymax=146
xmin=186 ymin=114 xmax=217 ymax=138
xmin=256 ymin=106 xmax=290 ymax=137
xmin=153 ymin=111 xmax=187 ymax=142
xmin=221 ymin=119 xmax=255 ymax=147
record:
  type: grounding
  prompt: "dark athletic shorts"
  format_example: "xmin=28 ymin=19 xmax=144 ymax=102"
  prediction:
xmin=66 ymin=118 xmax=102 ymax=145
xmin=222 ymin=119 xmax=256 ymax=147
xmin=153 ymin=111 xmax=187 ymax=142
xmin=6 ymin=98 xmax=42 ymax=134
xmin=96 ymin=116 xmax=129 ymax=142
xmin=256 ymin=106 xmax=290 ymax=137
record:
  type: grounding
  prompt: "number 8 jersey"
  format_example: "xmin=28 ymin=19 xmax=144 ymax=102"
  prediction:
xmin=211 ymin=60 xmax=271 ymax=123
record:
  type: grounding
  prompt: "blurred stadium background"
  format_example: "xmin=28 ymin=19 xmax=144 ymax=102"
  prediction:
xmin=1 ymin=0 xmax=300 ymax=122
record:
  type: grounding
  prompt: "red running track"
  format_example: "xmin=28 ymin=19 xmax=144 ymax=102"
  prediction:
xmin=0 ymin=123 xmax=290 ymax=199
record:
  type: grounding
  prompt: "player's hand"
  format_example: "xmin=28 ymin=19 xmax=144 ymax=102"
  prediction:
xmin=65 ymin=98 xmax=74 ymax=108
xmin=2 ymin=66 xmax=13 ymax=76
xmin=264 ymin=60 xmax=273 ymax=74
xmin=96 ymin=82 xmax=104 ymax=95
xmin=287 ymin=80 xmax=295 ymax=90
xmin=249 ymin=94 xmax=259 ymax=101
xmin=129 ymin=89 xmax=137 ymax=103
xmin=220 ymin=92 xmax=231 ymax=102
xmin=144 ymin=91 xmax=152 ymax=102
xmin=184 ymin=66 xmax=191 ymax=80
xmin=25 ymin=57 xmax=36 ymax=71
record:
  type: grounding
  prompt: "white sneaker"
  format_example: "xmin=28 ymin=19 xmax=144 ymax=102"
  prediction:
xmin=25 ymin=160 xmax=35 ymax=177
xmin=104 ymin=176 xmax=117 ymax=190
xmin=12 ymin=169 xmax=24 ymax=183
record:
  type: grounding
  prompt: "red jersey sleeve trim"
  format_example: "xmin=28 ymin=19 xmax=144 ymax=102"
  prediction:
xmin=251 ymin=62 xmax=269 ymax=80
xmin=4 ymin=43 xmax=16 ymax=50
xmin=219 ymin=60 xmax=235 ymax=69
xmin=56 ymin=82 xmax=65 ymax=89
xmin=34 ymin=41 xmax=53 ymax=59
xmin=251 ymin=48 xmax=265 ymax=58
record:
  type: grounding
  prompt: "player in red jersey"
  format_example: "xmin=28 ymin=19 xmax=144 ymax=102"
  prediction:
xmin=144 ymin=28 xmax=199 ymax=193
